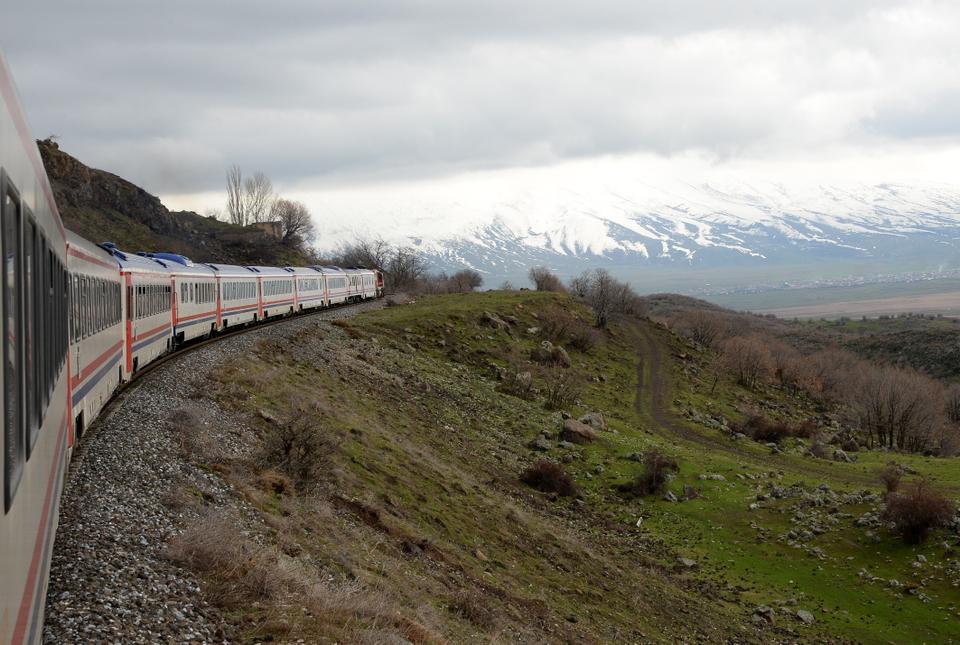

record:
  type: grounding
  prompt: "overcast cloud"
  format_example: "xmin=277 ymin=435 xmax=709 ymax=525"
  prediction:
xmin=3 ymin=1 xmax=960 ymax=213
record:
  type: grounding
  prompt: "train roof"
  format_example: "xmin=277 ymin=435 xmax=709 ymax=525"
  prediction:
xmin=100 ymin=243 xmax=170 ymax=274
xmin=140 ymin=252 xmax=215 ymax=276
xmin=244 ymin=265 xmax=290 ymax=276
xmin=65 ymin=231 xmax=120 ymax=266
xmin=283 ymin=266 xmax=324 ymax=275
xmin=202 ymin=263 xmax=258 ymax=277
xmin=307 ymin=265 xmax=347 ymax=275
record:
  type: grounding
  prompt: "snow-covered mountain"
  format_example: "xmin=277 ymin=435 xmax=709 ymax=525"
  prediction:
xmin=321 ymin=180 xmax=960 ymax=281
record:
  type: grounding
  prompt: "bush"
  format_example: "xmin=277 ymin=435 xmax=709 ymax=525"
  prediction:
xmin=541 ymin=367 xmax=583 ymax=410
xmin=882 ymin=481 xmax=955 ymax=544
xmin=878 ymin=463 xmax=903 ymax=496
xmin=618 ymin=450 xmax=679 ymax=497
xmin=259 ymin=411 xmax=334 ymax=485
xmin=539 ymin=305 xmax=577 ymax=344
xmin=528 ymin=266 xmax=566 ymax=292
xmin=733 ymin=414 xmax=815 ymax=443
xmin=567 ymin=325 xmax=600 ymax=353
xmin=520 ymin=460 xmax=579 ymax=497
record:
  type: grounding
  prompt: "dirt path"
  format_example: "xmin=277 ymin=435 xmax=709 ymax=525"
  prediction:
xmin=629 ymin=320 xmax=878 ymax=487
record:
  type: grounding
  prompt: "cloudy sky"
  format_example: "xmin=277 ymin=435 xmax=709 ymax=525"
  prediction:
xmin=4 ymin=1 xmax=960 ymax=241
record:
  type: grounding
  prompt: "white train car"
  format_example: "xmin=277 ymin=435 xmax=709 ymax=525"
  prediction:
xmin=346 ymin=268 xmax=378 ymax=300
xmin=0 ymin=53 xmax=72 ymax=645
xmin=66 ymin=232 xmax=123 ymax=439
xmin=204 ymin=263 xmax=259 ymax=329
xmin=144 ymin=253 xmax=218 ymax=345
xmin=312 ymin=266 xmax=349 ymax=306
xmin=101 ymin=246 xmax=173 ymax=376
xmin=285 ymin=266 xmax=325 ymax=312
xmin=247 ymin=266 xmax=294 ymax=319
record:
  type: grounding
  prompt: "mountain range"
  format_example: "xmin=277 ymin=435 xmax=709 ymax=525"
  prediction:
xmin=323 ymin=180 xmax=960 ymax=287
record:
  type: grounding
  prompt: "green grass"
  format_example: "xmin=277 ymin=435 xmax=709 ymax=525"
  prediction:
xmin=200 ymin=290 xmax=960 ymax=642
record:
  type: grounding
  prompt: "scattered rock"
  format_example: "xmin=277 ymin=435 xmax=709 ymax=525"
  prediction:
xmin=527 ymin=437 xmax=552 ymax=452
xmin=578 ymin=412 xmax=606 ymax=431
xmin=752 ymin=605 xmax=776 ymax=626
xmin=677 ymin=557 xmax=698 ymax=569
xmin=795 ymin=609 xmax=815 ymax=625
xmin=560 ymin=419 xmax=598 ymax=444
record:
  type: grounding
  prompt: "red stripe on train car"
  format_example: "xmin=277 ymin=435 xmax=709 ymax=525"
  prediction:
xmin=70 ymin=341 xmax=123 ymax=388
xmin=10 ymin=414 xmax=68 ymax=645
xmin=67 ymin=247 xmax=116 ymax=271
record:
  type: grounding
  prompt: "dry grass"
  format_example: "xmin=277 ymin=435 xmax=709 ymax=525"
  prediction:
xmin=166 ymin=511 xmax=447 ymax=643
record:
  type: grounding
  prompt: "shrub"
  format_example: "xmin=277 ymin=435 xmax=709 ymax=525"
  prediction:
xmin=539 ymin=305 xmax=577 ymax=344
xmin=882 ymin=481 xmax=955 ymax=544
xmin=618 ymin=450 xmax=679 ymax=497
xmin=259 ymin=412 xmax=334 ymax=485
xmin=541 ymin=367 xmax=583 ymax=410
xmin=719 ymin=336 xmax=772 ymax=389
xmin=528 ymin=266 xmax=566 ymax=292
xmin=520 ymin=460 xmax=579 ymax=497
xmin=733 ymin=414 xmax=815 ymax=443
xmin=567 ymin=325 xmax=600 ymax=353
xmin=498 ymin=353 xmax=536 ymax=400
xmin=878 ymin=463 xmax=903 ymax=496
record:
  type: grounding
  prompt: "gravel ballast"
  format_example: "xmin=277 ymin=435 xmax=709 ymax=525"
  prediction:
xmin=43 ymin=300 xmax=389 ymax=644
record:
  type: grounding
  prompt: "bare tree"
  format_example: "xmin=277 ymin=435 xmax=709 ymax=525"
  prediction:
xmin=243 ymin=171 xmax=275 ymax=223
xmin=451 ymin=269 xmax=483 ymax=293
xmin=719 ymin=335 xmax=772 ymax=389
xmin=569 ymin=268 xmax=639 ymax=328
xmin=333 ymin=238 xmax=391 ymax=269
xmin=226 ymin=164 xmax=245 ymax=225
xmin=679 ymin=309 xmax=727 ymax=348
xmin=945 ymin=385 xmax=960 ymax=425
xmin=528 ymin=266 xmax=565 ymax=292
xmin=386 ymin=246 xmax=427 ymax=290
xmin=271 ymin=199 xmax=316 ymax=249
xmin=848 ymin=365 xmax=943 ymax=452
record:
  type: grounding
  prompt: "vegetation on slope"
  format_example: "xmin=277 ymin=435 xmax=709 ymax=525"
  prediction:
xmin=170 ymin=291 xmax=960 ymax=642
xmin=38 ymin=139 xmax=312 ymax=265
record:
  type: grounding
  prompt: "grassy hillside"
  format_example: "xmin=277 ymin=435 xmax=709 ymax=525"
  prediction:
xmin=173 ymin=292 xmax=960 ymax=642
xmin=38 ymin=139 xmax=312 ymax=266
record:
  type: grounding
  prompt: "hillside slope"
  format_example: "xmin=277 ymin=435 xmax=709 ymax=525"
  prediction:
xmin=155 ymin=291 xmax=960 ymax=642
xmin=38 ymin=139 xmax=312 ymax=266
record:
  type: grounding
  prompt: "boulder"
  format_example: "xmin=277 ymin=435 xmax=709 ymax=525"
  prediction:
xmin=677 ymin=557 xmax=698 ymax=568
xmin=578 ymin=412 xmax=606 ymax=431
xmin=795 ymin=609 xmax=815 ymax=625
xmin=481 ymin=311 xmax=510 ymax=331
xmin=527 ymin=437 xmax=552 ymax=452
xmin=753 ymin=605 xmax=776 ymax=626
xmin=561 ymin=419 xmax=597 ymax=444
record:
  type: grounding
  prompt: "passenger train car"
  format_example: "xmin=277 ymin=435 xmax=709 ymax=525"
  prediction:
xmin=0 ymin=53 xmax=383 ymax=644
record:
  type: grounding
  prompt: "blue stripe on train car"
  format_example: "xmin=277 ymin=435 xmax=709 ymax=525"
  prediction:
xmin=70 ymin=352 xmax=122 ymax=407
xmin=175 ymin=314 xmax=216 ymax=331
xmin=132 ymin=327 xmax=170 ymax=352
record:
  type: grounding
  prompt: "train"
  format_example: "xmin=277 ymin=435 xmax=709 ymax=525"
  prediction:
xmin=0 ymin=52 xmax=383 ymax=644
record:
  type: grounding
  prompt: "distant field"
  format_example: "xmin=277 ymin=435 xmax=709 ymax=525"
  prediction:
xmin=706 ymin=278 xmax=960 ymax=318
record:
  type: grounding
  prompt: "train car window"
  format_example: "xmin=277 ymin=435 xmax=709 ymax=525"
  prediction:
xmin=23 ymin=216 xmax=36 ymax=450
xmin=3 ymin=180 xmax=23 ymax=511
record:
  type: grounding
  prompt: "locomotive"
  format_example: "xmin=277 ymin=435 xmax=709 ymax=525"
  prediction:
xmin=0 ymin=52 xmax=383 ymax=644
